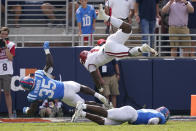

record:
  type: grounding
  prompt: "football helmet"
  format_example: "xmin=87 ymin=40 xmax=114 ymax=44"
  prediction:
xmin=156 ymin=106 xmax=170 ymax=121
xmin=19 ymin=76 xmax=34 ymax=90
xmin=97 ymin=39 xmax=106 ymax=46
xmin=79 ymin=50 xmax=88 ymax=64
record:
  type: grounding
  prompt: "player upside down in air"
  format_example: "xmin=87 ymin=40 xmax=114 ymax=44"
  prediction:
xmin=20 ymin=41 xmax=111 ymax=116
xmin=72 ymin=101 xmax=170 ymax=125
xmin=79 ymin=4 xmax=158 ymax=92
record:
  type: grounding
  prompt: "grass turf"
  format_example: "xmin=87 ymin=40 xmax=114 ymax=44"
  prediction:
xmin=0 ymin=121 xmax=196 ymax=131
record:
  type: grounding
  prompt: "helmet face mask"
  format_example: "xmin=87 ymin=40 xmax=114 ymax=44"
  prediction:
xmin=19 ymin=76 xmax=34 ymax=91
xmin=156 ymin=106 xmax=170 ymax=121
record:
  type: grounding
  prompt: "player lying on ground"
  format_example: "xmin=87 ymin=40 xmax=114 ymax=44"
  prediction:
xmin=79 ymin=4 xmax=158 ymax=92
xmin=72 ymin=101 xmax=170 ymax=125
xmin=20 ymin=41 xmax=111 ymax=116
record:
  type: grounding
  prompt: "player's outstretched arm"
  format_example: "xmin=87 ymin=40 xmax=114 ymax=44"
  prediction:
xmin=43 ymin=41 xmax=54 ymax=74
xmin=91 ymin=71 xmax=104 ymax=93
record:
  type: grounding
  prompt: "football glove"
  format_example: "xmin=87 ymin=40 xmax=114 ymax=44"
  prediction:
xmin=23 ymin=107 xmax=30 ymax=114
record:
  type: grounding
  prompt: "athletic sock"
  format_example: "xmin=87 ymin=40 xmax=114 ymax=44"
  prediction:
xmin=82 ymin=104 xmax=87 ymax=110
xmin=110 ymin=16 xmax=123 ymax=28
xmin=80 ymin=111 xmax=86 ymax=117
xmin=129 ymin=47 xmax=142 ymax=56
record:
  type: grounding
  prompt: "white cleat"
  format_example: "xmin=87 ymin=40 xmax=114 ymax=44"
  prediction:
xmin=71 ymin=101 xmax=83 ymax=122
xmin=97 ymin=4 xmax=107 ymax=21
xmin=102 ymin=102 xmax=114 ymax=110
xmin=140 ymin=43 xmax=158 ymax=56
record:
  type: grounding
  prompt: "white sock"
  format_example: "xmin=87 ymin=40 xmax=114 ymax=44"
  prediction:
xmin=80 ymin=111 xmax=86 ymax=117
xmin=94 ymin=92 xmax=101 ymax=99
xmin=129 ymin=47 xmax=142 ymax=56
xmin=110 ymin=16 xmax=123 ymax=28
xmin=44 ymin=49 xmax=50 ymax=54
xmin=82 ymin=104 xmax=87 ymax=109
xmin=94 ymin=93 xmax=107 ymax=104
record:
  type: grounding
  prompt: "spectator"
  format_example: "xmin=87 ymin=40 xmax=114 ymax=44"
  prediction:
xmin=96 ymin=39 xmax=120 ymax=108
xmin=162 ymin=0 xmax=194 ymax=57
xmin=0 ymin=27 xmax=15 ymax=118
xmin=42 ymin=0 xmax=70 ymax=25
xmin=134 ymin=0 xmax=160 ymax=48
xmin=160 ymin=0 xmax=170 ymax=56
xmin=105 ymin=0 xmax=135 ymax=33
xmin=188 ymin=0 xmax=196 ymax=57
xmin=2 ymin=0 xmax=22 ymax=27
xmin=76 ymin=0 xmax=96 ymax=45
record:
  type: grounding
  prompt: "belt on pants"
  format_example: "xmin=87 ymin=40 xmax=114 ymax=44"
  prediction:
xmin=169 ymin=25 xmax=187 ymax=28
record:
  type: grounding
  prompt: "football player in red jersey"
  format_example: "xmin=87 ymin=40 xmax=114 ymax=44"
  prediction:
xmin=79 ymin=4 xmax=158 ymax=92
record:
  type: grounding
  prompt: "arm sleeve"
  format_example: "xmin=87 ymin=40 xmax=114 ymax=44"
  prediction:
xmin=76 ymin=9 xmax=82 ymax=23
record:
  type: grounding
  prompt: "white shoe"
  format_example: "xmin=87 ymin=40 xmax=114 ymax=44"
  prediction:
xmin=71 ymin=101 xmax=83 ymax=122
xmin=97 ymin=4 xmax=108 ymax=21
xmin=140 ymin=44 xmax=158 ymax=56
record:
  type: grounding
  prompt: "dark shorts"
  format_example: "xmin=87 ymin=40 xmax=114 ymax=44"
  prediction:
xmin=0 ymin=75 xmax=12 ymax=92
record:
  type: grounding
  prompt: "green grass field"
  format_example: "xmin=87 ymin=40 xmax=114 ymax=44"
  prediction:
xmin=1 ymin=121 xmax=196 ymax=131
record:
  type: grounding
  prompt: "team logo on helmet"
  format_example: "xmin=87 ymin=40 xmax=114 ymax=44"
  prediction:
xmin=19 ymin=76 xmax=34 ymax=91
xmin=79 ymin=50 xmax=88 ymax=64
xmin=156 ymin=106 xmax=170 ymax=121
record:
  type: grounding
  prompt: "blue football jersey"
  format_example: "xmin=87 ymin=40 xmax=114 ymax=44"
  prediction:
xmin=132 ymin=109 xmax=166 ymax=124
xmin=27 ymin=70 xmax=64 ymax=102
xmin=76 ymin=5 xmax=96 ymax=34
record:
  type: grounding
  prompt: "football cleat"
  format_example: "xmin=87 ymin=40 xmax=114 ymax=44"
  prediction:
xmin=71 ymin=101 xmax=83 ymax=122
xmin=140 ymin=43 xmax=158 ymax=56
xmin=102 ymin=102 xmax=114 ymax=110
xmin=97 ymin=4 xmax=107 ymax=21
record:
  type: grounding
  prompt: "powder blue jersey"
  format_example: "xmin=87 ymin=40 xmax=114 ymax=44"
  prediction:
xmin=132 ymin=109 xmax=166 ymax=124
xmin=76 ymin=5 xmax=96 ymax=34
xmin=27 ymin=70 xmax=64 ymax=102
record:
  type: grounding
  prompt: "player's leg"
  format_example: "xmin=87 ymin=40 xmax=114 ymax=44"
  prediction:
xmin=80 ymin=85 xmax=110 ymax=107
xmin=85 ymin=112 xmax=105 ymax=125
xmin=97 ymin=4 xmax=131 ymax=34
xmin=107 ymin=106 xmax=138 ymax=122
xmin=71 ymin=102 xmax=107 ymax=123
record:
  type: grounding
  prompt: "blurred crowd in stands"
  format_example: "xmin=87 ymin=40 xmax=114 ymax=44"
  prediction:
xmin=0 ymin=0 xmax=196 ymax=55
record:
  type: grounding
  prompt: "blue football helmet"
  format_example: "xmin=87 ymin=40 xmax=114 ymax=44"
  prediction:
xmin=19 ymin=76 xmax=34 ymax=90
xmin=156 ymin=106 xmax=170 ymax=121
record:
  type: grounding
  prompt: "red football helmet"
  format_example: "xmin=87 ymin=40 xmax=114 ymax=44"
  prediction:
xmin=79 ymin=50 xmax=88 ymax=64
xmin=97 ymin=39 xmax=106 ymax=46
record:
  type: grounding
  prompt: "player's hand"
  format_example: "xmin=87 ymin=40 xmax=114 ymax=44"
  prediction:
xmin=43 ymin=41 xmax=50 ymax=50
